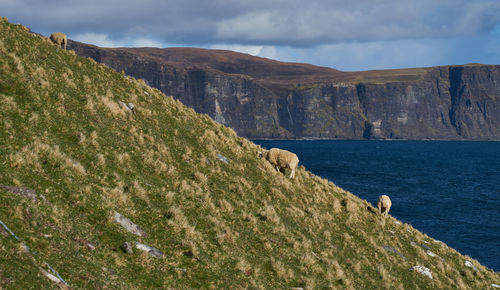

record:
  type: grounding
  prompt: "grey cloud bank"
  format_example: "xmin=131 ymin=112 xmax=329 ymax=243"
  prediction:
xmin=1 ymin=0 xmax=499 ymax=70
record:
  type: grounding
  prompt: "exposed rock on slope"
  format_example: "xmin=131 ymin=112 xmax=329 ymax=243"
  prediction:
xmin=70 ymin=42 xmax=500 ymax=140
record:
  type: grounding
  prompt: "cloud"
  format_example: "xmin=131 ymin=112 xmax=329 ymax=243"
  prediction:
xmin=210 ymin=44 xmax=278 ymax=60
xmin=2 ymin=0 xmax=499 ymax=70
xmin=4 ymin=0 xmax=500 ymax=47
xmin=210 ymin=44 xmax=264 ymax=56
xmin=132 ymin=38 xmax=163 ymax=48
xmin=73 ymin=33 xmax=123 ymax=48
xmin=272 ymin=36 xmax=500 ymax=71
xmin=213 ymin=0 xmax=500 ymax=46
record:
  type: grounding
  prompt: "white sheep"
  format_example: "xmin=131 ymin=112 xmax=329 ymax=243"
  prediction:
xmin=377 ymin=195 xmax=392 ymax=217
xmin=259 ymin=148 xmax=299 ymax=179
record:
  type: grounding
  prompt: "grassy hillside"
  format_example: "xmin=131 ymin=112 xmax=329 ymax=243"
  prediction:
xmin=1 ymin=17 xmax=499 ymax=289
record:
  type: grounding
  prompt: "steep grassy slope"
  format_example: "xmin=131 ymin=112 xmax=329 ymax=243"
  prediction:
xmin=1 ymin=18 xmax=499 ymax=289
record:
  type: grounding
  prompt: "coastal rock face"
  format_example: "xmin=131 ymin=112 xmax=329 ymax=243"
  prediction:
xmin=357 ymin=66 xmax=500 ymax=140
xmin=69 ymin=42 xmax=500 ymax=140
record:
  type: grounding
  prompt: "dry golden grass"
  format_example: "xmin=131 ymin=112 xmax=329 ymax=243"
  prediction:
xmin=85 ymin=97 xmax=96 ymax=114
xmin=107 ymin=180 xmax=131 ymax=206
xmin=101 ymin=90 xmax=126 ymax=117
xmin=8 ymin=52 xmax=24 ymax=74
xmin=259 ymin=204 xmax=281 ymax=225
xmin=133 ymin=180 xmax=148 ymax=201
xmin=271 ymin=258 xmax=294 ymax=281
xmin=9 ymin=139 xmax=86 ymax=176
xmin=62 ymin=70 xmax=76 ymax=89
xmin=3 ymin=96 xmax=18 ymax=112
xmin=167 ymin=206 xmax=203 ymax=242
xmin=0 ymin=39 xmax=5 ymax=53
xmin=116 ymin=152 xmax=131 ymax=167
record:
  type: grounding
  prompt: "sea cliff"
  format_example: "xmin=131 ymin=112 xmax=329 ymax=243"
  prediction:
xmin=70 ymin=42 xmax=500 ymax=140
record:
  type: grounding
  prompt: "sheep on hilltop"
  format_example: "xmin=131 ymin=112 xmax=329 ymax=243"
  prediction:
xmin=50 ymin=32 xmax=67 ymax=49
xmin=259 ymin=148 xmax=299 ymax=179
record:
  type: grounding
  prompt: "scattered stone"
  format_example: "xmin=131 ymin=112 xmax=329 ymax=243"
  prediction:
xmin=410 ymin=241 xmax=417 ymax=247
xmin=410 ymin=265 xmax=433 ymax=279
xmin=382 ymin=245 xmax=407 ymax=260
xmin=86 ymin=243 xmax=96 ymax=251
xmin=135 ymin=242 xmax=163 ymax=258
xmin=118 ymin=101 xmax=135 ymax=114
xmin=40 ymin=268 xmax=61 ymax=283
xmin=43 ymin=234 xmax=52 ymax=238
xmin=421 ymin=244 xmax=431 ymax=251
xmin=491 ymin=283 xmax=500 ymax=288
xmin=120 ymin=242 xmax=133 ymax=254
xmin=426 ymin=250 xmax=437 ymax=257
xmin=0 ymin=184 xmax=37 ymax=201
xmin=113 ymin=211 xmax=147 ymax=237
xmin=394 ymin=220 xmax=402 ymax=225
xmin=144 ymin=91 xmax=149 ymax=96
xmin=216 ymin=153 xmax=229 ymax=164
xmin=382 ymin=245 xmax=398 ymax=254
xmin=433 ymin=239 xmax=445 ymax=246
xmin=45 ymin=263 xmax=68 ymax=285
xmin=118 ymin=100 xmax=128 ymax=110
xmin=173 ymin=267 xmax=187 ymax=272
xmin=464 ymin=260 xmax=478 ymax=272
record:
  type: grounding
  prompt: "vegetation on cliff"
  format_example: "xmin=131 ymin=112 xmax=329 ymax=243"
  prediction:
xmin=1 ymin=18 xmax=499 ymax=288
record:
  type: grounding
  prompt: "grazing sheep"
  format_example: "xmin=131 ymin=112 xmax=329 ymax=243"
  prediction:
xmin=49 ymin=32 xmax=67 ymax=49
xmin=377 ymin=195 xmax=392 ymax=217
xmin=259 ymin=148 xmax=299 ymax=179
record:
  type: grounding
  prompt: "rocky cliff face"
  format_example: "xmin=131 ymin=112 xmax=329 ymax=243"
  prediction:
xmin=69 ymin=41 xmax=500 ymax=140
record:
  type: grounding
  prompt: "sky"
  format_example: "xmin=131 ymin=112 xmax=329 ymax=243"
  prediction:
xmin=1 ymin=0 xmax=499 ymax=71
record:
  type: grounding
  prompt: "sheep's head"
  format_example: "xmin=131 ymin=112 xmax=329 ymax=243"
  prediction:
xmin=257 ymin=150 xmax=268 ymax=158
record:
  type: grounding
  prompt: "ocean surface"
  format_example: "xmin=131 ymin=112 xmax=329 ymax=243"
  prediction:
xmin=253 ymin=140 xmax=500 ymax=271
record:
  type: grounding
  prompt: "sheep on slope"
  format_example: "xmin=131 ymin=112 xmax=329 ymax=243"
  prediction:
xmin=377 ymin=195 xmax=392 ymax=217
xmin=259 ymin=148 xmax=299 ymax=179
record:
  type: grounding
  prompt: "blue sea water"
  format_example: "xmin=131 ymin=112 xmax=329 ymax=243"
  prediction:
xmin=253 ymin=140 xmax=500 ymax=271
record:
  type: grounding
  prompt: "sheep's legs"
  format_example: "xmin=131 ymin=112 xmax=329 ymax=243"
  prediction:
xmin=289 ymin=169 xmax=295 ymax=179
xmin=378 ymin=206 xmax=388 ymax=217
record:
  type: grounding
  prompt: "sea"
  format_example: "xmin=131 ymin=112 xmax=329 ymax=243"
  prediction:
xmin=253 ymin=140 xmax=500 ymax=271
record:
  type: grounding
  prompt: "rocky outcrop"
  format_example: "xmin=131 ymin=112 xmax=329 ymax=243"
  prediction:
xmin=279 ymin=66 xmax=500 ymax=140
xmin=69 ymin=41 xmax=500 ymax=140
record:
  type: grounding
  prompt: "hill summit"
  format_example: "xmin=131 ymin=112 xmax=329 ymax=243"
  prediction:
xmin=1 ymin=18 xmax=499 ymax=288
